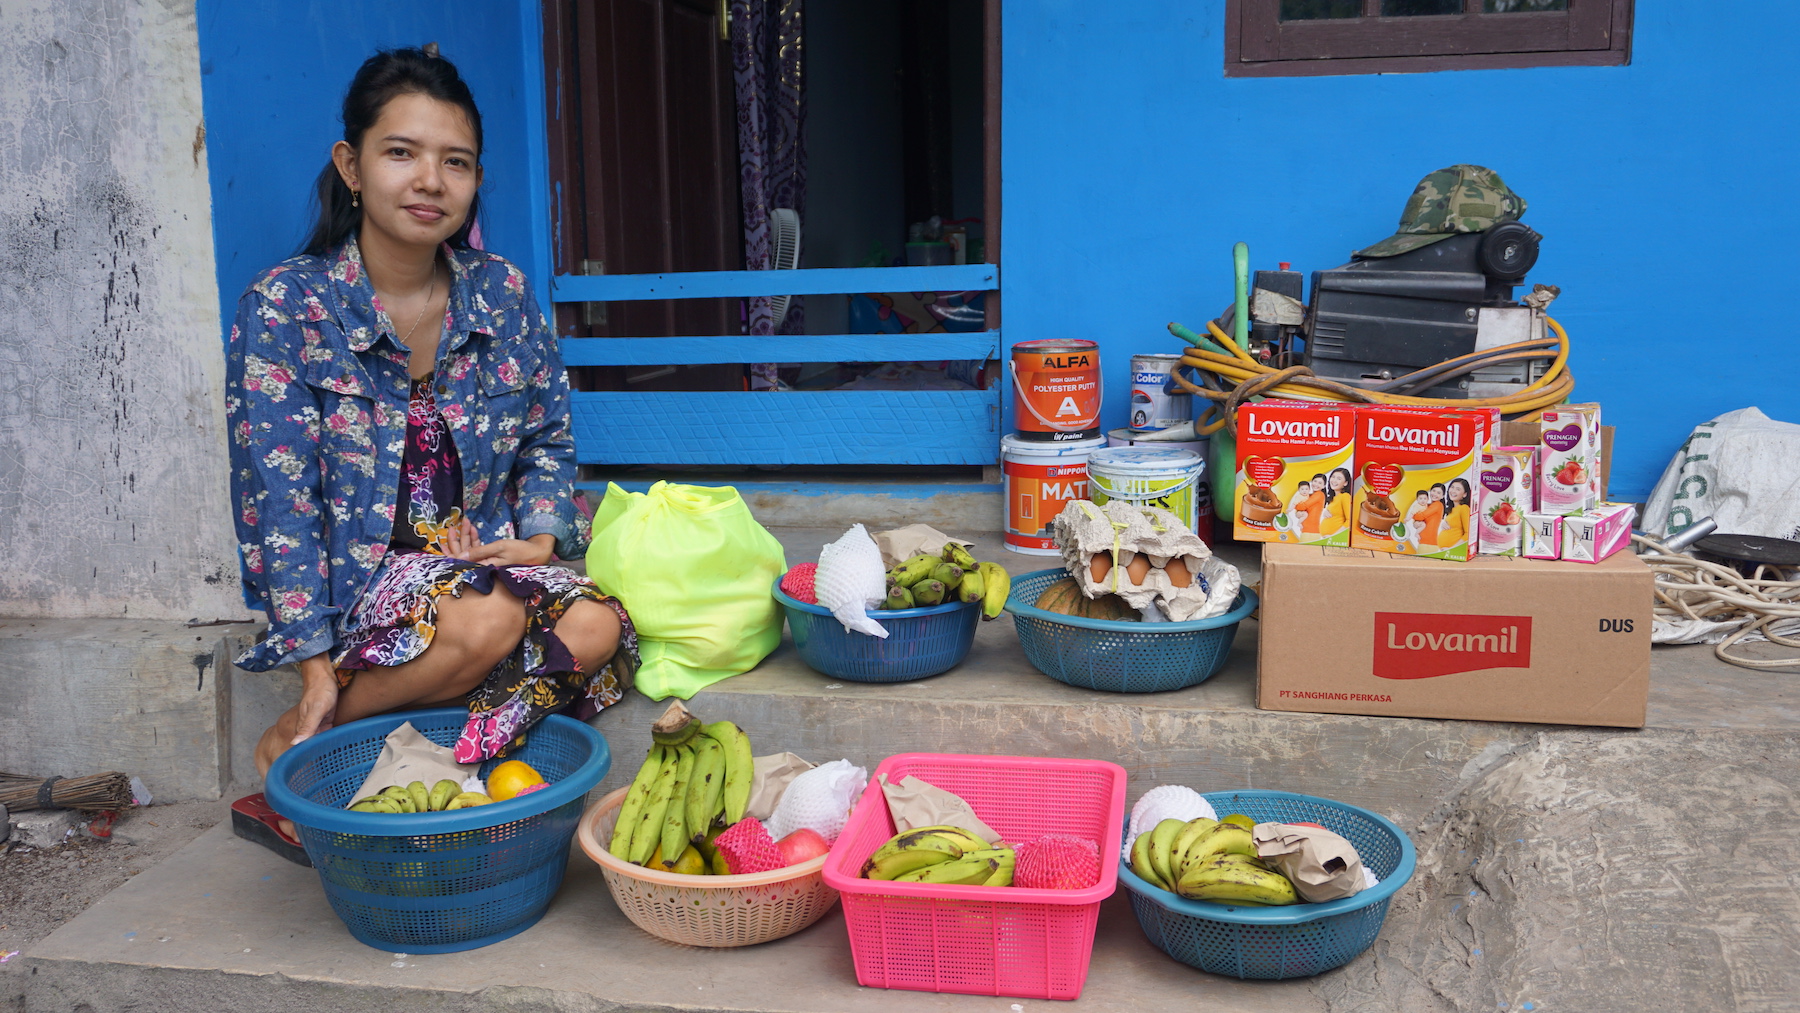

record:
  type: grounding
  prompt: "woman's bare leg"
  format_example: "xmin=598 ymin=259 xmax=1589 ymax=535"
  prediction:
xmin=554 ymin=598 xmax=623 ymax=675
xmin=254 ymin=585 xmax=527 ymax=780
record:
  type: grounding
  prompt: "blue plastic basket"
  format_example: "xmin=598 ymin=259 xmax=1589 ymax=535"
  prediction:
xmin=264 ymin=707 xmax=610 ymax=953
xmin=1003 ymin=568 xmax=1257 ymax=692
xmin=774 ymin=576 xmax=980 ymax=682
xmin=1119 ymin=790 xmax=1416 ymax=980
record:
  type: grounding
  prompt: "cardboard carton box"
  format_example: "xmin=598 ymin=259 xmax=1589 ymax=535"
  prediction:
xmin=1257 ymin=543 xmax=1651 ymax=727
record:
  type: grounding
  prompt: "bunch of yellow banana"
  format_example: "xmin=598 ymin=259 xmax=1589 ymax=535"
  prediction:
xmin=1128 ymin=814 xmax=1298 ymax=906
xmin=349 ymin=779 xmax=492 ymax=813
xmin=884 ymin=543 xmax=1011 ymax=619
xmin=607 ymin=700 xmax=754 ymax=872
xmin=860 ymin=825 xmax=1016 ymax=886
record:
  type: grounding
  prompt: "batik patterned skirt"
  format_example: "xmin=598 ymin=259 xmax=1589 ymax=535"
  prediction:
xmin=331 ymin=551 xmax=637 ymax=763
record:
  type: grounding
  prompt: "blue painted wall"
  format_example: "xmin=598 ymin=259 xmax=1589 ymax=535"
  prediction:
xmin=1000 ymin=2 xmax=1800 ymax=500
xmin=196 ymin=0 xmax=550 ymax=329
xmin=196 ymin=2 xmax=1800 ymax=493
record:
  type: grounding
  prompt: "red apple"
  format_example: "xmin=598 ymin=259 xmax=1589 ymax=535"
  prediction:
xmin=775 ymin=828 xmax=831 ymax=867
xmin=1287 ymin=821 xmax=1328 ymax=830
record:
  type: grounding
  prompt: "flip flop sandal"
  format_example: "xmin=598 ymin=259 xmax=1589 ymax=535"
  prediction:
xmin=230 ymin=792 xmax=313 ymax=867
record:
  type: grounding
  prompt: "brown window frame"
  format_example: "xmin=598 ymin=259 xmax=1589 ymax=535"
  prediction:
xmin=1225 ymin=0 xmax=1632 ymax=77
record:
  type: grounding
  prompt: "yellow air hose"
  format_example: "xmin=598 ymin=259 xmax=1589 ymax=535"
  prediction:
xmin=1170 ymin=316 xmax=1575 ymax=436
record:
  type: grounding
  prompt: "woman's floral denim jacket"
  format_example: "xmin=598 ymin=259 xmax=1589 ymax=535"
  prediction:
xmin=225 ymin=238 xmax=589 ymax=671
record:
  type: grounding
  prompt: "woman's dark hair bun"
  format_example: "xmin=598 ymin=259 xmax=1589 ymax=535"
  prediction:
xmin=300 ymin=46 xmax=484 ymax=256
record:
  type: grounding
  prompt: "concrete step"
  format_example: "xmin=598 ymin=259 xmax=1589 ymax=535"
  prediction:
xmin=0 ymin=617 xmax=266 ymax=802
xmin=20 ymin=821 xmax=1323 ymax=1013
xmin=17 ymin=531 xmax=1800 ymax=1011
xmin=581 ymin=474 xmax=1004 ymax=532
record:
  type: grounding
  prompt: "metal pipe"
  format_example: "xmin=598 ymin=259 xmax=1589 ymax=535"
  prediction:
xmin=1660 ymin=517 xmax=1719 ymax=553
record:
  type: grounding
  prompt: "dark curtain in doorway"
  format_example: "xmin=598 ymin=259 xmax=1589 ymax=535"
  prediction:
xmin=733 ymin=0 xmax=806 ymax=388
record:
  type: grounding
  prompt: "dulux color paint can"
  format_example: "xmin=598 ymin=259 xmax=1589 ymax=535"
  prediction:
xmin=1128 ymin=353 xmax=1192 ymax=432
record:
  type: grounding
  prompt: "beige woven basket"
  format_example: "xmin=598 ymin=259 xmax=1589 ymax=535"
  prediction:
xmin=575 ymin=787 xmax=840 ymax=947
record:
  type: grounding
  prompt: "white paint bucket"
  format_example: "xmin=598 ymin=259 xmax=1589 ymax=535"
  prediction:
xmin=1087 ymin=445 xmax=1208 ymax=540
xmin=1002 ymin=434 xmax=1107 ymax=554
xmin=1104 ymin=429 xmax=1215 ymax=543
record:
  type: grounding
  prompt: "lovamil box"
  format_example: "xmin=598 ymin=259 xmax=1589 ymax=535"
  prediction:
xmin=1233 ymin=400 xmax=1357 ymax=546
xmin=1350 ymin=406 xmax=1490 ymax=561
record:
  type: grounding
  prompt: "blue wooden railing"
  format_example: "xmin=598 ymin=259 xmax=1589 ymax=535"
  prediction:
xmin=552 ymin=265 xmax=1002 ymax=467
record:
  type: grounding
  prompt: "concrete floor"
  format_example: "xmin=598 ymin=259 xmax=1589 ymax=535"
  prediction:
xmin=13 ymin=529 xmax=1800 ymax=1012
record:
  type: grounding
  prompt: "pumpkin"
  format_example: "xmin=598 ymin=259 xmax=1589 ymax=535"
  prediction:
xmin=1033 ymin=578 xmax=1140 ymax=622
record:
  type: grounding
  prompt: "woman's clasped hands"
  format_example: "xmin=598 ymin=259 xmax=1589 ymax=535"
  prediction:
xmin=441 ymin=518 xmax=556 ymax=567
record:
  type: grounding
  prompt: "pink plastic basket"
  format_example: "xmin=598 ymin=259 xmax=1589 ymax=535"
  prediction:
xmin=822 ymin=753 xmax=1128 ymax=1000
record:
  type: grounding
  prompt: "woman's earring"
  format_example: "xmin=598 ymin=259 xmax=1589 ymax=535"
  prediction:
xmin=351 ymin=187 xmax=360 ymax=208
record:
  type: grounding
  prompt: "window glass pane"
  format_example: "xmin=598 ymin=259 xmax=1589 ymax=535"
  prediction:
xmin=1380 ymin=0 xmax=1462 ymax=14
xmin=1281 ymin=0 xmax=1361 ymax=19
xmin=1484 ymin=0 xmax=1567 ymax=10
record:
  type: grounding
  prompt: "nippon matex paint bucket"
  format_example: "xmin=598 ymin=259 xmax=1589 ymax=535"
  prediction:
xmin=1128 ymin=353 xmax=1192 ymax=432
xmin=1105 ymin=429 xmax=1214 ymax=545
xmin=1009 ymin=339 xmax=1101 ymax=442
xmin=1002 ymin=434 xmax=1106 ymax=554
xmin=1087 ymin=445 xmax=1207 ymax=537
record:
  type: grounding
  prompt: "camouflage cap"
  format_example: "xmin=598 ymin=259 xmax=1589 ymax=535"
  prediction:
xmin=1354 ymin=165 xmax=1528 ymax=258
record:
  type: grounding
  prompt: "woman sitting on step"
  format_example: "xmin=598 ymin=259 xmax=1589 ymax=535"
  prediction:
xmin=224 ymin=47 xmax=636 ymax=861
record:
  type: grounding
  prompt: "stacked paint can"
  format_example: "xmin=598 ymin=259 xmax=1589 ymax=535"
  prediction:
xmin=1004 ymin=340 xmax=1104 ymax=554
xmin=1087 ymin=445 xmax=1210 ymax=548
xmin=1001 ymin=341 xmax=1209 ymax=552
xmin=1127 ymin=353 xmax=1192 ymax=433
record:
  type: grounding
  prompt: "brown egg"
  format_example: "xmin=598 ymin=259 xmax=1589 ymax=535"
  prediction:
xmin=1088 ymin=553 xmax=1111 ymax=583
xmin=1165 ymin=557 xmax=1193 ymax=588
xmin=1124 ymin=552 xmax=1151 ymax=586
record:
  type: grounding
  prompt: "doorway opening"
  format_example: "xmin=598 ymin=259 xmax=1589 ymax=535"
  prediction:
xmin=543 ymin=0 xmax=1000 ymax=479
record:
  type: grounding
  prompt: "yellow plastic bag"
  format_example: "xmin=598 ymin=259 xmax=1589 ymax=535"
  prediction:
xmin=586 ymin=482 xmax=786 ymax=700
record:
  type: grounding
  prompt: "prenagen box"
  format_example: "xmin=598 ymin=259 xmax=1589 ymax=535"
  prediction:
xmin=1537 ymin=403 xmax=1603 ymax=515
xmin=1562 ymin=502 xmax=1637 ymax=564
xmin=1476 ymin=446 xmax=1536 ymax=557
xmin=1522 ymin=511 xmax=1563 ymax=559
xmin=1234 ymin=400 xmax=1357 ymax=546
xmin=1350 ymin=406 xmax=1490 ymax=561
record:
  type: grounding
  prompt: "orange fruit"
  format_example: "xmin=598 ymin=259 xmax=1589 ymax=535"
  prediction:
xmin=486 ymin=760 xmax=545 ymax=802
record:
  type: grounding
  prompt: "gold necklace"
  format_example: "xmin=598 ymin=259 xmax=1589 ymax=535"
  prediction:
xmin=395 ymin=264 xmax=439 ymax=347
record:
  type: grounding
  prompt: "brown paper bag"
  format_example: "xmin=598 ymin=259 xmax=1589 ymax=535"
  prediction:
xmin=1252 ymin=823 xmax=1366 ymax=902
xmin=877 ymin=774 xmax=1001 ymax=844
xmin=746 ymin=752 xmax=816 ymax=821
xmin=348 ymin=722 xmax=478 ymax=807
xmin=872 ymin=524 xmax=973 ymax=569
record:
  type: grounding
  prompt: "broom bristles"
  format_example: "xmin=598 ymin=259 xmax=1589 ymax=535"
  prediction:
xmin=0 ymin=770 xmax=134 ymax=812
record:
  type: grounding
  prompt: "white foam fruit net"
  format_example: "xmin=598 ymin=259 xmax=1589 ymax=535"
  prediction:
xmin=766 ymin=759 xmax=869 ymax=843
xmin=813 ymin=524 xmax=889 ymax=638
xmin=1124 ymin=784 xmax=1218 ymax=858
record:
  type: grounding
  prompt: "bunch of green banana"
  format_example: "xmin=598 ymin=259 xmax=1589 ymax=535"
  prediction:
xmin=607 ymin=701 xmax=754 ymax=870
xmin=860 ymin=825 xmax=1013 ymax=886
xmin=1176 ymin=854 xmax=1299 ymax=906
xmin=1128 ymin=815 xmax=1297 ymax=905
xmin=349 ymin=779 xmax=491 ymax=813
xmin=881 ymin=545 xmax=1011 ymax=620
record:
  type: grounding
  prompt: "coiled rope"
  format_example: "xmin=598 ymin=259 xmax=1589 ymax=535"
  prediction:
xmin=1631 ymin=534 xmax=1800 ymax=670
